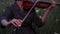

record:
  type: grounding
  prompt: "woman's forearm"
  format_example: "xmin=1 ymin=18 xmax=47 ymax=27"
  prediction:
xmin=41 ymin=5 xmax=53 ymax=24
xmin=41 ymin=0 xmax=56 ymax=24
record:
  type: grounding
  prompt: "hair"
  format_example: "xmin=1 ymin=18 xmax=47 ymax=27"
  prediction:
xmin=15 ymin=0 xmax=22 ymax=1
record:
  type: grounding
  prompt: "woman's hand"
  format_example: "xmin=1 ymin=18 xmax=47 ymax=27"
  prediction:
xmin=51 ymin=0 xmax=56 ymax=7
xmin=9 ymin=18 xmax=23 ymax=27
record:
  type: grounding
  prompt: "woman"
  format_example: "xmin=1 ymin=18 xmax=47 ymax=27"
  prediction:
xmin=0 ymin=0 xmax=56 ymax=34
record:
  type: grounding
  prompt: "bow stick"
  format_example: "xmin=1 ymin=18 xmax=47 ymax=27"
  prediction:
xmin=22 ymin=0 xmax=39 ymax=22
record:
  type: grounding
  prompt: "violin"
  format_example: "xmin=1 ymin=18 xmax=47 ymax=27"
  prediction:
xmin=23 ymin=0 xmax=60 ymax=9
xmin=23 ymin=1 xmax=51 ymax=9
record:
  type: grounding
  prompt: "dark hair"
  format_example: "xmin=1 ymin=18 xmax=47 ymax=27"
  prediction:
xmin=15 ymin=0 xmax=22 ymax=1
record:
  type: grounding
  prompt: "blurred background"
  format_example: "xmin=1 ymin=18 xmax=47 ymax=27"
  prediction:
xmin=0 ymin=0 xmax=60 ymax=34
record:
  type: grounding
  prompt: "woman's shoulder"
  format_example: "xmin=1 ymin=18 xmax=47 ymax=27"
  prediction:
xmin=6 ymin=2 xmax=17 ymax=10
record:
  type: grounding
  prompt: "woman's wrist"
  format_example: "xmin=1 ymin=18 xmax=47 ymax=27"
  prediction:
xmin=1 ymin=19 xmax=10 ymax=26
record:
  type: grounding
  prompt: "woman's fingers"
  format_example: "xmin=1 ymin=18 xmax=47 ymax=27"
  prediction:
xmin=51 ymin=0 xmax=56 ymax=7
xmin=18 ymin=19 xmax=23 ymax=22
xmin=18 ymin=19 xmax=23 ymax=27
xmin=10 ymin=21 xmax=17 ymax=27
xmin=10 ymin=19 xmax=23 ymax=27
xmin=15 ymin=20 xmax=22 ymax=27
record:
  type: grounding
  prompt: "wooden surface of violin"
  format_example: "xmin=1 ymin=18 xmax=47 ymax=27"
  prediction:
xmin=23 ymin=1 xmax=51 ymax=9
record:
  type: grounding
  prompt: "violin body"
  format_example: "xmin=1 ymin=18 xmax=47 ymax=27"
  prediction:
xmin=23 ymin=1 xmax=51 ymax=9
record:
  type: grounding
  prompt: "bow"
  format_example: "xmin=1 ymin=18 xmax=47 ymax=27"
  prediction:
xmin=22 ymin=0 xmax=39 ymax=22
